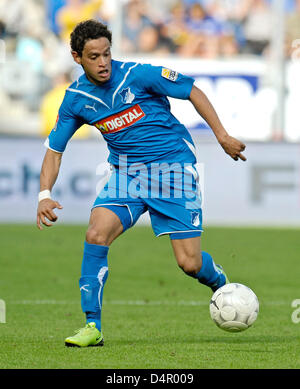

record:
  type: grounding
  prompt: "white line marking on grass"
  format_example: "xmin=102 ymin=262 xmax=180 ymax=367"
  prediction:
xmin=9 ymin=299 xmax=289 ymax=306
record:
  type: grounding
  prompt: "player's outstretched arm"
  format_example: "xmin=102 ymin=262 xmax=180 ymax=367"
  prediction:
xmin=37 ymin=149 xmax=63 ymax=230
xmin=189 ymin=85 xmax=246 ymax=161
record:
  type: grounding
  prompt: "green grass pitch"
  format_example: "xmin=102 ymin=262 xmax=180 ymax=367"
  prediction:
xmin=0 ymin=224 xmax=299 ymax=369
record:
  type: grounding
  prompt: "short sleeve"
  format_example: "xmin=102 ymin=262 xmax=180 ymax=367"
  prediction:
xmin=136 ymin=64 xmax=195 ymax=100
xmin=44 ymin=92 xmax=84 ymax=153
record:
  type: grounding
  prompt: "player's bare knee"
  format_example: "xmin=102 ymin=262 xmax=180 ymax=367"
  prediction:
xmin=85 ymin=227 xmax=110 ymax=246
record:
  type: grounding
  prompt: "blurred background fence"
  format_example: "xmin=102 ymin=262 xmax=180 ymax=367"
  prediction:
xmin=0 ymin=0 xmax=299 ymax=225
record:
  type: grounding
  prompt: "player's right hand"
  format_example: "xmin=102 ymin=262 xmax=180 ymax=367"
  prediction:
xmin=37 ymin=199 xmax=63 ymax=230
xmin=219 ymin=134 xmax=247 ymax=162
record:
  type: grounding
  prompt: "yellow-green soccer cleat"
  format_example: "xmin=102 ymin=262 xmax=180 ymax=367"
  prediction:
xmin=65 ymin=322 xmax=104 ymax=347
xmin=216 ymin=264 xmax=230 ymax=285
xmin=210 ymin=264 xmax=230 ymax=292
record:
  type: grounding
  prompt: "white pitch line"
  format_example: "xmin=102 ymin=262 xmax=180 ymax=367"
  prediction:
xmin=9 ymin=299 xmax=207 ymax=306
xmin=8 ymin=299 xmax=290 ymax=306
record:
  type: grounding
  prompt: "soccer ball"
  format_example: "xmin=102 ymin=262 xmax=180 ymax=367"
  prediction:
xmin=209 ymin=283 xmax=259 ymax=332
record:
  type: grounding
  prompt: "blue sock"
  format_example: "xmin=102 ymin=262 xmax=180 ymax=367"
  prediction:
xmin=195 ymin=251 xmax=225 ymax=291
xmin=79 ymin=241 xmax=109 ymax=331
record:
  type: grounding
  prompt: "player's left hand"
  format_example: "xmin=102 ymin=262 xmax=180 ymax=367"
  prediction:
xmin=218 ymin=134 xmax=246 ymax=162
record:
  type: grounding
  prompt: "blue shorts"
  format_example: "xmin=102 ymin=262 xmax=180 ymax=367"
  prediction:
xmin=92 ymin=164 xmax=203 ymax=240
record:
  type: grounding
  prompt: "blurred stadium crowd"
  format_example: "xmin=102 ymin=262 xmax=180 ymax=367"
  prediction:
xmin=0 ymin=0 xmax=299 ymax=138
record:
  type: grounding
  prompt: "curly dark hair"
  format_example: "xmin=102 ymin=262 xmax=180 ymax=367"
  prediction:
xmin=70 ymin=19 xmax=112 ymax=57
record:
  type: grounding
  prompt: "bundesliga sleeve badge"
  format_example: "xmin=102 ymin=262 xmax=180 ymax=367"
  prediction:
xmin=53 ymin=114 xmax=59 ymax=131
xmin=161 ymin=68 xmax=178 ymax=82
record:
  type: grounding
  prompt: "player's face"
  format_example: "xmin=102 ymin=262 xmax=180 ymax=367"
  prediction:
xmin=72 ymin=37 xmax=112 ymax=85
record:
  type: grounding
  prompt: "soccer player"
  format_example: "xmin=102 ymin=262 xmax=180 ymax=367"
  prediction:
xmin=37 ymin=20 xmax=246 ymax=347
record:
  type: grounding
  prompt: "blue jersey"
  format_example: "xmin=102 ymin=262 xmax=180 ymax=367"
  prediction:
xmin=46 ymin=60 xmax=196 ymax=166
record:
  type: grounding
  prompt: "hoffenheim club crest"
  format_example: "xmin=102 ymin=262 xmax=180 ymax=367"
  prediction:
xmin=191 ymin=212 xmax=200 ymax=227
xmin=119 ymin=87 xmax=135 ymax=104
